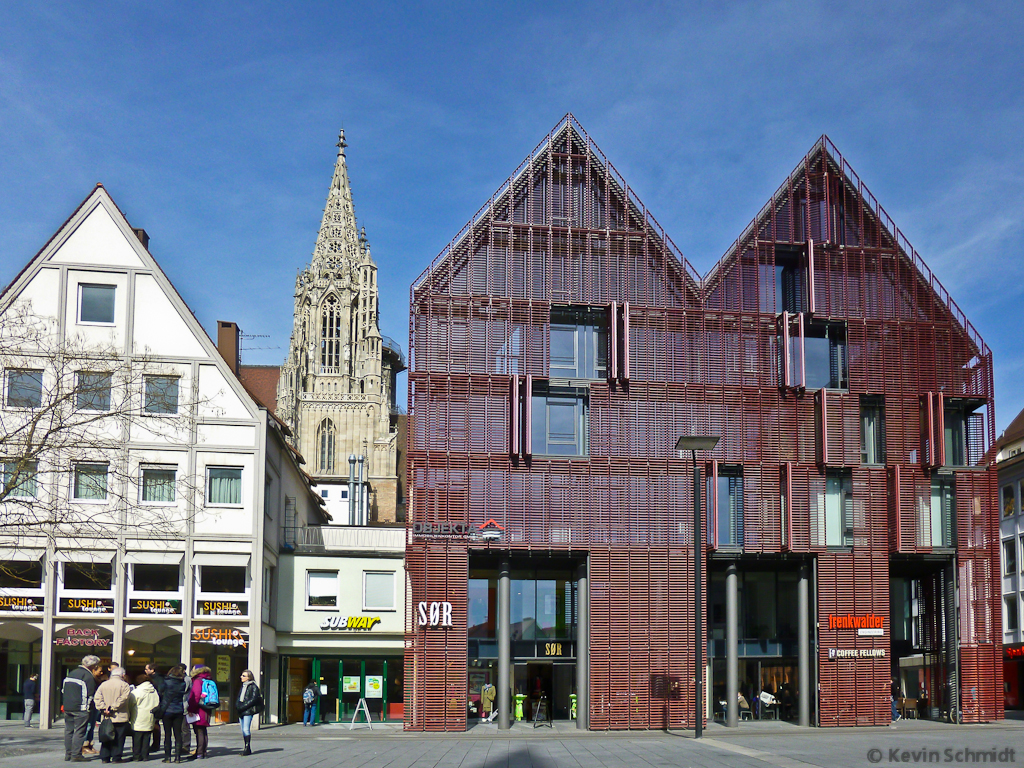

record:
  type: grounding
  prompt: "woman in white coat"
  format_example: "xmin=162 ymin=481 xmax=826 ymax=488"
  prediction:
xmin=128 ymin=674 xmax=161 ymax=762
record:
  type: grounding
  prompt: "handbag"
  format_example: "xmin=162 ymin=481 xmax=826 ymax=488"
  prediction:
xmin=151 ymin=701 xmax=165 ymax=718
xmin=97 ymin=717 xmax=116 ymax=744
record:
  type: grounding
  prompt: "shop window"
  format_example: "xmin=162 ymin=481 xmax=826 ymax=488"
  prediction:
xmin=132 ymin=563 xmax=180 ymax=592
xmin=307 ymin=571 xmax=338 ymax=608
xmin=860 ymin=396 xmax=886 ymax=465
xmin=708 ymin=466 xmax=744 ymax=549
xmin=530 ymin=383 xmax=588 ymax=456
xmin=141 ymin=466 xmax=176 ymax=503
xmin=2 ymin=460 xmax=37 ymax=499
xmin=200 ymin=566 xmax=246 ymax=594
xmin=206 ymin=467 xmax=242 ymax=506
xmin=144 ymin=375 xmax=179 ymax=415
xmin=929 ymin=476 xmax=955 ymax=548
xmin=1004 ymin=485 xmax=1017 ymax=518
xmin=943 ymin=402 xmax=983 ymax=467
xmin=75 ymin=372 xmax=111 ymax=412
xmin=0 ymin=560 xmax=42 ymax=589
xmin=804 ymin=321 xmax=847 ymax=390
xmin=63 ymin=562 xmax=113 ymax=591
xmin=6 ymin=369 xmax=42 ymax=409
xmin=262 ymin=566 xmax=273 ymax=605
xmin=73 ymin=463 xmax=108 ymax=501
xmin=1007 ymin=596 xmax=1020 ymax=633
xmin=1004 ymin=539 xmax=1018 ymax=577
xmin=549 ymin=306 xmax=607 ymax=380
xmin=78 ymin=283 xmax=116 ymax=324
xmin=823 ymin=470 xmax=853 ymax=547
xmin=363 ymin=571 xmax=395 ymax=611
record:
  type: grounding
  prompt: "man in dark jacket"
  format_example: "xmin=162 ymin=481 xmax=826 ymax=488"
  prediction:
xmin=63 ymin=654 xmax=104 ymax=762
xmin=23 ymin=673 xmax=38 ymax=727
xmin=145 ymin=664 xmax=166 ymax=752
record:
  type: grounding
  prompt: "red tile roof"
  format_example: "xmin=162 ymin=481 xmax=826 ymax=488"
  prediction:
xmin=239 ymin=365 xmax=280 ymax=416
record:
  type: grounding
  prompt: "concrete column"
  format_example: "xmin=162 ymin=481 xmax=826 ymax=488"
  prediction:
xmin=497 ymin=559 xmax=511 ymax=730
xmin=798 ymin=561 xmax=810 ymax=727
xmin=725 ymin=561 xmax=739 ymax=728
xmin=576 ymin=559 xmax=589 ymax=730
xmin=39 ymin=554 xmax=55 ymax=730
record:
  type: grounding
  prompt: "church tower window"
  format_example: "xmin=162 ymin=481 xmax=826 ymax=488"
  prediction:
xmin=317 ymin=419 xmax=336 ymax=474
xmin=321 ymin=296 xmax=342 ymax=372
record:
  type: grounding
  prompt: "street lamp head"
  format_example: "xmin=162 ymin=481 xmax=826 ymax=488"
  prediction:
xmin=675 ymin=436 xmax=720 ymax=452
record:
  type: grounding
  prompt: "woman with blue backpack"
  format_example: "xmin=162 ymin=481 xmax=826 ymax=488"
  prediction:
xmin=186 ymin=666 xmax=218 ymax=760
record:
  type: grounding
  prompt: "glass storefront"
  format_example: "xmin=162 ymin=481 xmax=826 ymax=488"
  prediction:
xmin=281 ymin=655 xmax=403 ymax=723
xmin=0 ymin=635 xmax=42 ymax=721
xmin=191 ymin=628 xmax=249 ymax=724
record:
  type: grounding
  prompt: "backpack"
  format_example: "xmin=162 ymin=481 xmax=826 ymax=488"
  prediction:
xmin=302 ymin=687 xmax=315 ymax=705
xmin=201 ymin=678 xmax=219 ymax=708
xmin=253 ymin=689 xmax=264 ymax=714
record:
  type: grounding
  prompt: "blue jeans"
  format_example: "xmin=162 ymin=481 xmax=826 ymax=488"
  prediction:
xmin=240 ymin=714 xmax=253 ymax=737
xmin=892 ymin=696 xmax=898 ymax=720
xmin=302 ymin=704 xmax=316 ymax=725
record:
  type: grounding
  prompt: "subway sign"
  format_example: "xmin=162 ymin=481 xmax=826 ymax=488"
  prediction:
xmin=319 ymin=615 xmax=381 ymax=631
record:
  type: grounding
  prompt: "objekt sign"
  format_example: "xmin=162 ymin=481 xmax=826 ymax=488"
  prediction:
xmin=417 ymin=601 xmax=453 ymax=628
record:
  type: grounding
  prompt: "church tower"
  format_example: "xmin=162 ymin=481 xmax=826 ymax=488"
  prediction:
xmin=277 ymin=130 xmax=406 ymax=524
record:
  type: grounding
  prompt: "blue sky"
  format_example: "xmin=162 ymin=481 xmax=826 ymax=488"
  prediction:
xmin=2 ymin=2 xmax=1022 ymax=433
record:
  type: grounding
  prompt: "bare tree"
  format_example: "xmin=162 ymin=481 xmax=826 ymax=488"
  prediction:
xmin=1 ymin=301 xmax=206 ymax=565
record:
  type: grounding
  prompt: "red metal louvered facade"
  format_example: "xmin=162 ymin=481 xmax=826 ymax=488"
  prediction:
xmin=405 ymin=115 xmax=1001 ymax=730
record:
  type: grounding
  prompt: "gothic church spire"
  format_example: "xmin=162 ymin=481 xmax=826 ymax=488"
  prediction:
xmin=312 ymin=128 xmax=362 ymax=269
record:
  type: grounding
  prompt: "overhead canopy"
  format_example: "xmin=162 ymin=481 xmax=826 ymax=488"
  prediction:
xmin=0 ymin=548 xmax=45 ymax=562
xmin=53 ymin=549 xmax=116 ymax=563
xmin=191 ymin=553 xmax=250 ymax=567
xmin=123 ymin=551 xmax=184 ymax=565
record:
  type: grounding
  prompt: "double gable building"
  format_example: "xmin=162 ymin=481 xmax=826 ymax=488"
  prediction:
xmin=405 ymin=116 xmax=1002 ymax=729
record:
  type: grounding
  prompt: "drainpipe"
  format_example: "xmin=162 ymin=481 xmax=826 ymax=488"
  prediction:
xmin=357 ymin=455 xmax=365 ymax=526
xmin=348 ymin=455 xmax=357 ymax=526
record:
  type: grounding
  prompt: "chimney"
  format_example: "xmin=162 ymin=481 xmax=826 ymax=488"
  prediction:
xmin=132 ymin=228 xmax=150 ymax=250
xmin=217 ymin=321 xmax=241 ymax=375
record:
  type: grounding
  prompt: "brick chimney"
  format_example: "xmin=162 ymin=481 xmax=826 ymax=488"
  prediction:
xmin=132 ymin=228 xmax=149 ymax=249
xmin=217 ymin=321 xmax=241 ymax=375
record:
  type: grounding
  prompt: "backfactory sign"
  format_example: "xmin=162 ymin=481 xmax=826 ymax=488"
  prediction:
xmin=319 ymin=615 xmax=381 ymax=631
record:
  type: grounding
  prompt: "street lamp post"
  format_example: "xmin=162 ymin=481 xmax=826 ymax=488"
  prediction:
xmin=675 ymin=435 xmax=720 ymax=739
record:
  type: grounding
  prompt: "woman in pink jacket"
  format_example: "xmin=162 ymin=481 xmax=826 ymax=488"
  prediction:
xmin=186 ymin=666 xmax=215 ymax=759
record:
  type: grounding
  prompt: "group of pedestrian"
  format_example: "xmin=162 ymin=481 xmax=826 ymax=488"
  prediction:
xmin=62 ymin=655 xmax=263 ymax=763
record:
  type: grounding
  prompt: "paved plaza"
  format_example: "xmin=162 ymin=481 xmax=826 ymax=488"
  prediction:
xmin=4 ymin=716 xmax=1024 ymax=768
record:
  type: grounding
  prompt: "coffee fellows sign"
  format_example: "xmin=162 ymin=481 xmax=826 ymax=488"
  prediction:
xmin=129 ymin=599 xmax=182 ymax=616
xmin=0 ymin=596 xmax=44 ymax=613
xmin=60 ymin=597 xmax=115 ymax=615
xmin=196 ymin=600 xmax=247 ymax=617
xmin=191 ymin=626 xmax=248 ymax=648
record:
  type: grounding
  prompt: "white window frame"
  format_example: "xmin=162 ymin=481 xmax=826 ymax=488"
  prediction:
xmin=205 ymin=466 xmax=243 ymax=508
xmin=127 ymin=562 xmax=184 ymax=613
xmin=57 ymin=560 xmax=116 ymax=616
xmin=143 ymin=375 xmax=180 ymax=416
xmin=73 ymin=462 xmax=109 ymax=503
xmin=2 ymin=460 xmax=38 ymax=499
xmin=305 ymin=570 xmax=338 ymax=611
xmin=363 ymin=570 xmax=396 ymax=612
xmin=194 ymin=564 xmax=250 ymax=618
xmin=139 ymin=465 xmax=177 ymax=505
xmin=75 ymin=371 xmax=113 ymax=413
xmin=5 ymin=369 xmax=43 ymax=410
xmin=77 ymin=283 xmax=116 ymax=326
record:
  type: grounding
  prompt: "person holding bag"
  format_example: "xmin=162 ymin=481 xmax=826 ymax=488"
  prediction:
xmin=93 ymin=667 xmax=131 ymax=764
xmin=186 ymin=666 xmax=216 ymax=760
xmin=235 ymin=670 xmax=263 ymax=756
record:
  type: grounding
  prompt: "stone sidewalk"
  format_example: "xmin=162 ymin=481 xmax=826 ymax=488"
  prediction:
xmin=3 ymin=717 xmax=1023 ymax=767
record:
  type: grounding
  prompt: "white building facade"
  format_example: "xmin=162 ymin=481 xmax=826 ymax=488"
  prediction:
xmin=0 ymin=186 xmax=324 ymax=727
xmin=996 ymin=410 xmax=1024 ymax=710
